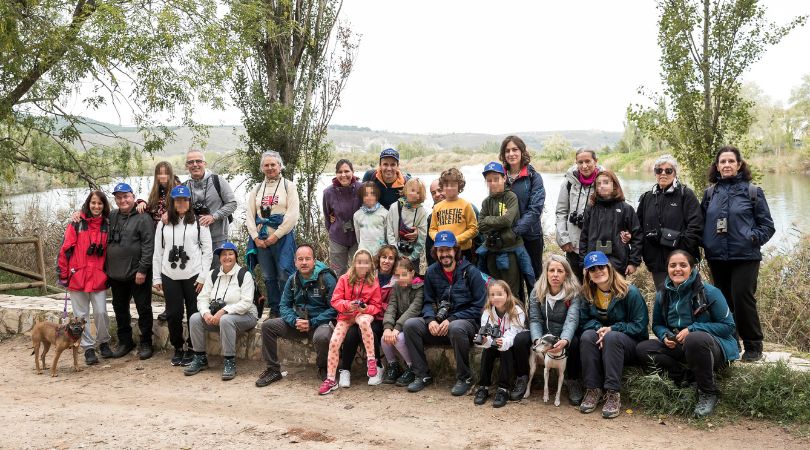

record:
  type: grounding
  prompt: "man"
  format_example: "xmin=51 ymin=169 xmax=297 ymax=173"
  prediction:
xmin=362 ymin=148 xmax=410 ymax=209
xmin=184 ymin=149 xmax=237 ymax=269
xmin=255 ymin=244 xmax=337 ymax=386
xmin=424 ymin=179 xmax=445 ymax=267
xmin=403 ymin=230 xmax=488 ymax=395
xmin=107 ymin=183 xmax=156 ymax=359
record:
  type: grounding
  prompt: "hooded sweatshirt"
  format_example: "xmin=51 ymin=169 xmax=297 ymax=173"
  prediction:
xmin=383 ymin=277 xmax=424 ymax=331
xmin=323 ymin=177 xmax=363 ymax=247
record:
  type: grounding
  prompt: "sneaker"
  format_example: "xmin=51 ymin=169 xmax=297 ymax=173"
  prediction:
xmin=510 ymin=375 xmax=528 ymax=401
xmin=84 ymin=348 xmax=99 ymax=365
xmin=407 ymin=376 xmax=433 ymax=393
xmin=395 ymin=367 xmax=415 ymax=387
xmin=493 ymin=387 xmax=509 ymax=408
xmin=566 ymin=379 xmax=584 ymax=406
xmin=157 ymin=311 xmax=167 ymax=321
xmin=741 ymin=350 xmax=763 ymax=362
xmin=180 ymin=349 xmax=194 ymax=366
xmin=694 ymin=391 xmax=719 ymax=418
xmin=368 ymin=364 xmax=383 ymax=386
xmin=137 ymin=342 xmax=153 ymax=360
xmin=602 ymin=390 xmax=621 ymax=419
xmin=256 ymin=367 xmax=284 ymax=387
xmin=170 ymin=348 xmax=184 ymax=366
xmin=183 ymin=353 xmax=209 ymax=376
xmin=451 ymin=378 xmax=472 ymax=396
xmin=366 ymin=359 xmax=378 ymax=377
xmin=383 ymin=361 xmax=402 ymax=384
xmin=338 ymin=369 xmax=351 ymax=388
xmin=579 ymin=388 xmax=602 ymax=414
xmin=222 ymin=358 xmax=236 ymax=381
xmin=99 ymin=342 xmax=114 ymax=359
xmin=318 ymin=378 xmax=339 ymax=395
xmin=474 ymin=386 xmax=489 ymax=405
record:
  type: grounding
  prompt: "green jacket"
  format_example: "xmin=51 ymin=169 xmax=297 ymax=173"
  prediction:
xmin=580 ymin=284 xmax=649 ymax=342
xmin=478 ymin=189 xmax=522 ymax=251
xmin=383 ymin=279 xmax=424 ymax=331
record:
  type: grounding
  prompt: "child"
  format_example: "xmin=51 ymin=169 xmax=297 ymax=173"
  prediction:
xmin=473 ymin=280 xmax=526 ymax=408
xmin=354 ymin=182 xmax=388 ymax=256
xmin=381 ymin=257 xmax=424 ymax=385
xmin=386 ymin=178 xmax=428 ymax=268
xmin=320 ymin=249 xmax=383 ymax=395
xmin=428 ymin=168 xmax=478 ymax=262
xmin=578 ymin=170 xmax=642 ymax=276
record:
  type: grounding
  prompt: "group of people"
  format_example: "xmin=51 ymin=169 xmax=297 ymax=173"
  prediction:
xmin=56 ymin=139 xmax=775 ymax=419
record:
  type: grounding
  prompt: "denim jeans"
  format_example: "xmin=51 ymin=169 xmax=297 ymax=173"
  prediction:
xmin=256 ymin=233 xmax=296 ymax=315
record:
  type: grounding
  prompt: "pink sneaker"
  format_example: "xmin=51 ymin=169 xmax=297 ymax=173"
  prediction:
xmin=366 ymin=359 xmax=378 ymax=377
xmin=318 ymin=378 xmax=338 ymax=395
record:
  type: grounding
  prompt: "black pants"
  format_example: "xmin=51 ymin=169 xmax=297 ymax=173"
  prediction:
xmin=512 ymin=330 xmax=532 ymax=377
xmin=636 ymin=332 xmax=725 ymax=394
xmin=566 ymin=251 xmax=584 ymax=284
xmin=524 ymin=238 xmax=544 ymax=282
xmin=109 ymin=277 xmax=153 ymax=345
xmin=580 ymin=329 xmax=638 ymax=391
xmin=161 ymin=274 xmax=199 ymax=350
xmin=404 ymin=317 xmax=477 ymax=381
xmin=340 ymin=319 xmax=384 ymax=370
xmin=708 ymin=260 xmax=762 ymax=351
xmin=651 ymin=271 xmax=668 ymax=292
xmin=479 ymin=346 xmax=514 ymax=389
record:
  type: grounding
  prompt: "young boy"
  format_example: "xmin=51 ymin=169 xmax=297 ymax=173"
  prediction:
xmin=428 ymin=168 xmax=478 ymax=262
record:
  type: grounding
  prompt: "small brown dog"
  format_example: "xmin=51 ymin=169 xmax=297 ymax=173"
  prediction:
xmin=31 ymin=317 xmax=86 ymax=377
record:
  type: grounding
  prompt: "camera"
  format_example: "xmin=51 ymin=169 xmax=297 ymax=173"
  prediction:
xmin=168 ymin=245 xmax=189 ymax=269
xmin=352 ymin=300 xmax=366 ymax=309
xmin=193 ymin=201 xmax=210 ymax=216
xmin=86 ymin=242 xmax=104 ymax=256
xmin=435 ymin=296 xmax=452 ymax=323
xmin=716 ymin=218 xmax=728 ymax=234
xmin=473 ymin=323 xmax=503 ymax=346
xmin=398 ymin=240 xmax=414 ymax=254
xmin=568 ymin=212 xmax=584 ymax=228
xmin=209 ymin=298 xmax=226 ymax=315
xmin=644 ymin=230 xmax=661 ymax=241
xmin=260 ymin=204 xmax=272 ymax=219
xmin=342 ymin=221 xmax=354 ymax=233
xmin=485 ymin=233 xmax=503 ymax=250
xmin=294 ymin=305 xmax=309 ymax=320
xmin=595 ymin=240 xmax=613 ymax=255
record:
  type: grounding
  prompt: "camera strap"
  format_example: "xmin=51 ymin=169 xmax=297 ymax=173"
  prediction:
xmin=213 ymin=273 xmax=233 ymax=302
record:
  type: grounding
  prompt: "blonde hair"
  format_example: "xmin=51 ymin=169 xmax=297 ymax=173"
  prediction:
xmin=582 ymin=263 xmax=629 ymax=303
xmin=485 ymin=280 xmax=522 ymax=325
xmin=348 ymin=249 xmax=377 ymax=286
xmin=533 ymin=254 xmax=581 ymax=305
xmin=404 ymin=177 xmax=426 ymax=205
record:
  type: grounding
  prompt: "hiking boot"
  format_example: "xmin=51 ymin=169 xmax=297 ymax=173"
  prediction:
xmin=318 ymin=378 xmax=338 ymax=395
xmin=566 ymin=379 xmax=584 ymax=406
xmin=407 ymin=376 xmax=433 ymax=393
xmin=493 ymin=388 xmax=509 ymax=408
xmin=510 ymin=375 xmax=528 ymax=401
xmin=602 ymin=390 xmax=621 ymax=419
xmin=222 ymin=358 xmax=236 ymax=381
xmin=383 ymin=361 xmax=402 ymax=384
xmin=99 ymin=342 xmax=114 ymax=359
xmin=741 ymin=350 xmax=762 ymax=362
xmin=184 ymin=353 xmax=209 ymax=376
xmin=180 ymin=349 xmax=194 ymax=366
xmin=157 ymin=311 xmax=167 ymax=321
xmin=138 ymin=342 xmax=153 ymax=360
xmin=338 ymin=369 xmax=351 ymax=388
xmin=111 ymin=341 xmax=135 ymax=359
xmin=579 ymin=388 xmax=602 ymax=414
xmin=256 ymin=367 xmax=283 ymax=387
xmin=84 ymin=348 xmax=99 ymax=365
xmin=396 ymin=367 xmax=415 ymax=387
xmin=474 ymin=386 xmax=489 ymax=405
xmin=170 ymin=348 xmax=184 ymax=366
xmin=694 ymin=391 xmax=719 ymax=418
xmin=451 ymin=378 xmax=472 ymax=396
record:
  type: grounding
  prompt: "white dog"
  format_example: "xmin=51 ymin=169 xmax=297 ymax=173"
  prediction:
xmin=525 ymin=334 xmax=568 ymax=406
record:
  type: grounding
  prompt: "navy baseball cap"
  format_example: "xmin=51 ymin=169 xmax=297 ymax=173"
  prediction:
xmin=482 ymin=161 xmax=505 ymax=176
xmin=214 ymin=241 xmax=239 ymax=256
xmin=113 ymin=182 xmax=133 ymax=194
xmin=434 ymin=230 xmax=457 ymax=248
xmin=380 ymin=148 xmax=400 ymax=162
xmin=170 ymin=185 xmax=191 ymax=198
xmin=583 ymin=251 xmax=610 ymax=269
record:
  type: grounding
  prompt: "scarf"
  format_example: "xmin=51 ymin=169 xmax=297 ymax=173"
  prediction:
xmin=545 ymin=289 xmax=567 ymax=310
xmin=578 ymin=168 xmax=600 ymax=186
xmin=361 ymin=203 xmax=383 ymax=214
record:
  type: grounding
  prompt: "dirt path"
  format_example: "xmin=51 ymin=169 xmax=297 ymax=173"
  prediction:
xmin=0 ymin=334 xmax=805 ymax=449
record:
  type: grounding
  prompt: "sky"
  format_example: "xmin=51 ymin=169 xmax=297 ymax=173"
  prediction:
xmin=81 ymin=0 xmax=810 ymax=134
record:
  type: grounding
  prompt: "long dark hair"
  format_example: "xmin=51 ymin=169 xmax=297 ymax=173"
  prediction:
xmin=589 ymin=170 xmax=625 ymax=205
xmin=707 ymin=145 xmax=752 ymax=183
xmin=499 ymin=135 xmax=531 ymax=169
xmin=166 ymin=195 xmax=196 ymax=225
xmin=81 ymin=190 xmax=111 ymax=218
xmin=147 ymin=161 xmax=179 ymax=210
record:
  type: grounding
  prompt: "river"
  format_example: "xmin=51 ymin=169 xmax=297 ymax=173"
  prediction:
xmin=4 ymin=167 xmax=804 ymax=251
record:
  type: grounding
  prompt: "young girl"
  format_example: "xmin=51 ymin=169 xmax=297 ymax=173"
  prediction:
xmin=137 ymin=161 xmax=182 ymax=225
xmin=578 ymin=170 xmax=642 ymax=276
xmin=386 ymin=178 xmax=428 ymax=268
xmin=473 ymin=280 xmax=526 ymax=408
xmin=354 ymin=182 xmax=388 ymax=256
xmin=382 ymin=258 xmax=424 ymax=385
xmin=320 ymin=249 xmax=383 ymax=395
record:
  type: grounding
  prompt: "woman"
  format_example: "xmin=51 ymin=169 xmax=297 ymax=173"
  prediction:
xmin=323 ymin=159 xmax=363 ymax=276
xmin=701 ymin=146 xmax=775 ymax=362
xmin=637 ymin=155 xmax=703 ymax=289
xmin=153 ymin=185 xmax=213 ymax=366
xmin=578 ymin=170 xmax=642 ymax=276
xmin=555 ymin=148 xmax=603 ymax=280
xmin=499 ymin=136 xmax=545 ymax=278
xmin=137 ymin=161 xmax=182 ymax=224
xmin=247 ymin=151 xmax=299 ymax=317
xmin=57 ymin=191 xmax=113 ymax=365
xmin=579 ymin=251 xmax=649 ymax=419
xmin=636 ymin=250 xmax=738 ymax=418
xmin=185 ymin=242 xmax=258 ymax=381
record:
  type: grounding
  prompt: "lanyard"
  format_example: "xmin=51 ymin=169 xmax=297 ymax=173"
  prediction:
xmin=172 ymin=223 xmax=188 ymax=248
xmin=213 ymin=274 xmax=233 ymax=300
xmin=261 ymin=178 xmax=282 ymax=215
xmin=351 ymin=279 xmax=365 ymax=301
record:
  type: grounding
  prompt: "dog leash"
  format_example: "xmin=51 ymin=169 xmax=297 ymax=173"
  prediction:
xmin=60 ymin=269 xmax=75 ymax=324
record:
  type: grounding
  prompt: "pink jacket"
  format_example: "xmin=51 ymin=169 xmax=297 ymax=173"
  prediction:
xmin=331 ymin=274 xmax=382 ymax=321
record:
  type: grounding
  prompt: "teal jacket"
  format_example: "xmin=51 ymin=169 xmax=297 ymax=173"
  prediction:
xmin=653 ymin=271 xmax=739 ymax=361
xmin=279 ymin=261 xmax=338 ymax=329
xmin=580 ymin=284 xmax=649 ymax=342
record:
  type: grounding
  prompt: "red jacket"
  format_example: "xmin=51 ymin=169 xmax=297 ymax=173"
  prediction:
xmin=331 ymin=273 xmax=382 ymax=321
xmin=57 ymin=213 xmax=109 ymax=292
xmin=375 ymin=275 xmax=395 ymax=321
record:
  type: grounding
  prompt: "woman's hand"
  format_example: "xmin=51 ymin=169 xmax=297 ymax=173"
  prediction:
xmin=194 ymin=282 xmax=204 ymax=294
xmin=625 ymin=265 xmax=636 ymax=276
xmin=619 ymin=230 xmax=631 ymax=244
xmin=663 ymin=336 xmax=677 ymax=349
xmin=596 ymin=326 xmax=611 ymax=349
xmin=136 ymin=202 xmax=147 ymax=214
xmin=254 ymin=237 xmax=267 ymax=249
xmin=266 ymin=234 xmax=279 ymax=246
xmin=552 ymin=339 xmax=568 ymax=351
xmin=561 ymin=243 xmax=574 ymax=253
xmin=676 ymin=328 xmax=690 ymax=343
xmin=153 ymin=283 xmax=162 ymax=292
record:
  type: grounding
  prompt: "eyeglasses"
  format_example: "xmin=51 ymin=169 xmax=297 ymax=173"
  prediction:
xmin=186 ymin=159 xmax=205 ymax=166
xmin=654 ymin=167 xmax=674 ymax=175
xmin=587 ymin=265 xmax=608 ymax=273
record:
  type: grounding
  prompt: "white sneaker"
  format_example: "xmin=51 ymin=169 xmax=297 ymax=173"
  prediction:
xmin=368 ymin=365 xmax=383 ymax=386
xmin=338 ymin=369 xmax=351 ymax=388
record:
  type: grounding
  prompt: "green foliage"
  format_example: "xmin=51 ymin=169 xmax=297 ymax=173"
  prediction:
xmin=540 ymin=133 xmax=574 ymax=162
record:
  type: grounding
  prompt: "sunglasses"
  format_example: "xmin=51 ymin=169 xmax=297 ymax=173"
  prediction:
xmin=587 ymin=264 xmax=608 ymax=273
xmin=654 ymin=167 xmax=674 ymax=175
xmin=186 ymin=159 xmax=205 ymax=166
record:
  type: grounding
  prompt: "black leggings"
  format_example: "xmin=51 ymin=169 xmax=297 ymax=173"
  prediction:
xmin=340 ymin=319 xmax=384 ymax=370
xmin=161 ymin=274 xmax=199 ymax=350
xmin=636 ymin=331 xmax=725 ymax=394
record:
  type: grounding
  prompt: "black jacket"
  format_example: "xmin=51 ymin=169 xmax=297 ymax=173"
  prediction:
xmin=637 ymin=182 xmax=703 ymax=273
xmin=105 ymin=209 xmax=155 ymax=281
xmin=578 ymin=198 xmax=642 ymax=274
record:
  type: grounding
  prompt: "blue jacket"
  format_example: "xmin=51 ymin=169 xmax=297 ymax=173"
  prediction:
xmin=279 ymin=261 xmax=338 ymax=329
xmin=653 ymin=271 xmax=739 ymax=361
xmin=507 ymin=164 xmax=545 ymax=242
xmin=422 ymin=259 xmax=487 ymax=322
xmin=580 ymin=284 xmax=649 ymax=342
xmin=701 ymin=175 xmax=775 ymax=261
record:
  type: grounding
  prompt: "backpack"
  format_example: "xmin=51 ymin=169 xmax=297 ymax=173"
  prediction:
xmin=186 ymin=174 xmax=234 ymax=223
xmin=705 ymin=183 xmax=757 ymax=212
xmin=210 ymin=266 xmax=249 ymax=286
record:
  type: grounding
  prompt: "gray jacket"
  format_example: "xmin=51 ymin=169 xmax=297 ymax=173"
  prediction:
xmin=105 ymin=209 xmax=155 ymax=281
xmin=528 ymin=288 xmax=582 ymax=343
xmin=185 ymin=170 xmax=237 ymax=244
xmin=555 ymin=165 xmax=604 ymax=251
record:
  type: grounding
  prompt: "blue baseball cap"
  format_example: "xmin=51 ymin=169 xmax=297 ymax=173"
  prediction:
xmin=170 ymin=185 xmax=191 ymax=198
xmin=433 ymin=230 xmax=457 ymax=248
xmin=379 ymin=148 xmax=400 ymax=162
xmin=583 ymin=251 xmax=610 ymax=269
xmin=214 ymin=241 xmax=238 ymax=256
xmin=482 ymin=161 xmax=505 ymax=176
xmin=113 ymin=182 xmax=133 ymax=194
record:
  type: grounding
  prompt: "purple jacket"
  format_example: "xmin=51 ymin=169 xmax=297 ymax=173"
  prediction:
xmin=323 ymin=177 xmax=363 ymax=247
